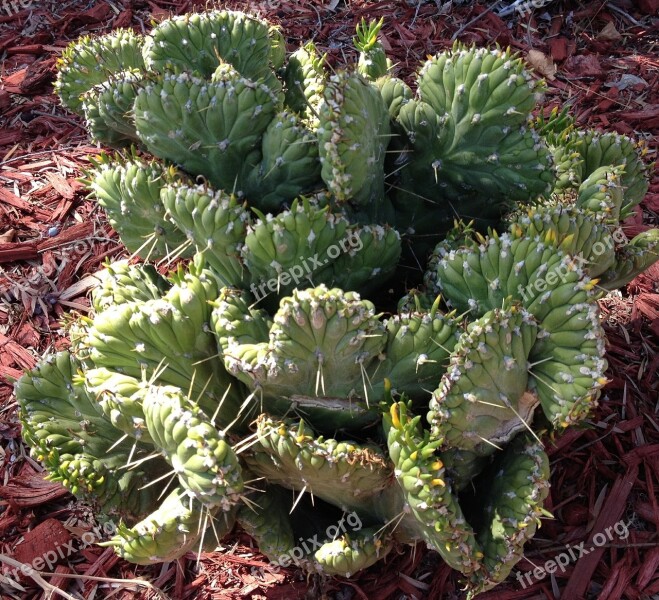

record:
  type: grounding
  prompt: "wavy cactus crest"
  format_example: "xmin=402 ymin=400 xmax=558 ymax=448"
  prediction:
xmin=14 ymin=9 xmax=659 ymax=598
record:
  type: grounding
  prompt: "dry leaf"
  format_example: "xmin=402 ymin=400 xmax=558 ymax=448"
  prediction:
xmin=527 ymin=49 xmax=557 ymax=80
xmin=597 ymin=22 xmax=622 ymax=41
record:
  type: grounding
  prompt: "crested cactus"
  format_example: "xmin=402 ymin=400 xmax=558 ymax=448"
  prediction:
xmin=14 ymin=9 xmax=659 ymax=598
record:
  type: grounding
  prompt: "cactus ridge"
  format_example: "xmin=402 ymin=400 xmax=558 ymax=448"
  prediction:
xmin=284 ymin=41 xmax=328 ymax=126
xmin=318 ymin=70 xmax=392 ymax=216
xmin=91 ymin=260 xmax=172 ymax=314
xmin=469 ymin=435 xmax=550 ymax=594
xmin=55 ymin=29 xmax=145 ymax=113
xmin=241 ymin=110 xmax=322 ymax=212
xmin=85 ymin=154 xmax=191 ymax=260
xmin=428 ymin=303 xmax=539 ymax=455
xmin=142 ymin=385 xmax=244 ymax=510
xmin=143 ymin=10 xmax=278 ymax=89
xmin=81 ymin=70 xmax=144 ymax=147
xmin=104 ymin=486 xmax=230 ymax=564
xmin=161 ymin=182 xmax=251 ymax=286
xmin=246 ymin=416 xmax=392 ymax=513
xmin=134 ymin=70 xmax=279 ymax=193
xmin=17 ymin=351 xmax=170 ymax=519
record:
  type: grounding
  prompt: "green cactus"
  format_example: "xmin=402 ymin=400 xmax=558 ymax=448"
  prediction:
xmin=84 ymin=153 xmax=191 ymax=260
xmin=284 ymin=41 xmax=327 ymax=127
xmin=597 ymin=228 xmax=659 ymax=291
xmin=17 ymin=351 xmax=170 ymax=520
xmin=160 ymin=182 xmax=251 ymax=287
xmin=241 ymin=111 xmax=322 ymax=212
xmin=318 ymin=70 xmax=392 ymax=219
xmin=81 ymin=70 xmax=144 ymax=147
xmin=142 ymin=10 xmax=280 ymax=91
xmin=246 ymin=416 xmax=391 ymax=512
xmin=55 ymin=29 xmax=145 ymax=114
xmin=428 ymin=303 xmax=539 ymax=456
xmin=133 ymin=69 xmax=279 ymax=193
xmin=90 ymin=259 xmax=171 ymax=313
xmin=14 ymin=9 xmax=659 ymax=596
xmin=393 ymin=46 xmax=555 ymax=253
xmin=354 ymin=18 xmax=390 ymax=81
xmin=102 ymin=486 xmax=233 ymax=564
xmin=212 ymin=285 xmax=387 ymax=431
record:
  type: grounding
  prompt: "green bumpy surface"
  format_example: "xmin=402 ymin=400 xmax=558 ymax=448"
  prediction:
xmin=17 ymin=351 xmax=169 ymax=520
xmin=91 ymin=259 xmax=171 ymax=313
xmin=143 ymin=10 xmax=279 ymax=88
xmin=134 ymin=70 xmax=279 ymax=193
xmin=246 ymin=416 xmax=392 ymax=513
xmin=161 ymin=182 xmax=251 ymax=287
xmin=85 ymin=153 xmax=190 ymax=260
xmin=104 ymin=486 xmax=233 ymax=564
xmin=314 ymin=527 xmax=392 ymax=577
xmin=318 ymin=70 xmax=392 ymax=218
xmin=213 ymin=285 xmax=387 ymax=431
xmin=241 ymin=111 xmax=322 ymax=212
xmin=469 ymin=435 xmax=550 ymax=595
xmin=395 ymin=47 xmax=554 ymax=224
xmin=384 ymin=399 xmax=480 ymax=574
xmin=81 ymin=70 xmax=144 ymax=147
xmin=428 ymin=303 xmax=539 ymax=456
xmin=55 ymin=29 xmax=145 ymax=114
xmin=284 ymin=41 xmax=327 ymax=127
xmin=426 ymin=230 xmax=608 ymax=428
xmin=141 ymin=385 xmax=244 ymax=510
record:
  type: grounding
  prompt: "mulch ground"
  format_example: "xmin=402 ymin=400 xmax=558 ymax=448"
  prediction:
xmin=0 ymin=1 xmax=657 ymax=598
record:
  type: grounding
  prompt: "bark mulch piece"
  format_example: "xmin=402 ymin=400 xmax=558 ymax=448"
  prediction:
xmin=0 ymin=0 xmax=658 ymax=599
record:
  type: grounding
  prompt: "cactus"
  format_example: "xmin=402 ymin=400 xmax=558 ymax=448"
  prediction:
xmin=13 ymin=9 xmax=659 ymax=598
xmin=83 ymin=152 xmax=191 ymax=260
xmin=354 ymin=18 xmax=390 ymax=81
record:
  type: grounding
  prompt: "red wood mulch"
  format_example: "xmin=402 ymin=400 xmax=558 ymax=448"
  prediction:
xmin=0 ymin=1 xmax=658 ymax=598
